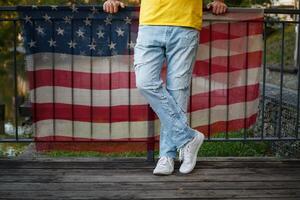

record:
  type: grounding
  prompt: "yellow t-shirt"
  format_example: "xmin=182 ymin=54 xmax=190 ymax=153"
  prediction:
xmin=139 ymin=0 xmax=203 ymax=31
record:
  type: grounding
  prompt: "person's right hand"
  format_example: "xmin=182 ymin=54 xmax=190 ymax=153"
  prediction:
xmin=103 ymin=0 xmax=125 ymax=14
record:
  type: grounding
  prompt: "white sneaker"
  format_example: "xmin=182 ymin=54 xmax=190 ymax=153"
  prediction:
xmin=153 ymin=156 xmax=174 ymax=175
xmin=178 ymin=130 xmax=205 ymax=174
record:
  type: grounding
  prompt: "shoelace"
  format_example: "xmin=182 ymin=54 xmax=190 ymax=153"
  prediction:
xmin=179 ymin=141 xmax=193 ymax=162
xmin=179 ymin=149 xmax=184 ymax=162
xmin=157 ymin=157 xmax=170 ymax=167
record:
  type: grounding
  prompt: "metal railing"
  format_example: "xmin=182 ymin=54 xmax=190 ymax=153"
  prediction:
xmin=0 ymin=6 xmax=299 ymax=160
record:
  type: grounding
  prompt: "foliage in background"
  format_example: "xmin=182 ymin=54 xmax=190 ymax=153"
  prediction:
xmin=267 ymin=24 xmax=296 ymax=67
xmin=0 ymin=142 xmax=30 ymax=157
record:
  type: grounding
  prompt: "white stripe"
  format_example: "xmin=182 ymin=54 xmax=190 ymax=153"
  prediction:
xmin=25 ymin=53 xmax=133 ymax=73
xmin=30 ymin=67 xmax=260 ymax=106
xmin=202 ymin=11 xmax=263 ymax=24
xmin=189 ymin=98 xmax=259 ymax=128
xmin=197 ymin=34 xmax=263 ymax=60
xmin=25 ymin=35 xmax=262 ymax=73
xmin=34 ymin=98 xmax=259 ymax=139
xmin=191 ymin=67 xmax=260 ymax=95
xmin=34 ymin=119 xmax=151 ymax=139
xmin=30 ymin=87 xmax=148 ymax=106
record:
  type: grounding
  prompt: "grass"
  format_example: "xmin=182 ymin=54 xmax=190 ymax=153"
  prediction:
xmin=43 ymin=141 xmax=272 ymax=158
xmin=45 ymin=150 xmax=151 ymax=158
xmin=40 ymin=130 xmax=273 ymax=158
xmin=0 ymin=128 xmax=272 ymax=158
xmin=266 ymin=24 xmax=296 ymax=67
xmin=0 ymin=131 xmax=32 ymax=157
xmin=199 ymin=131 xmax=272 ymax=157
xmin=0 ymin=142 xmax=31 ymax=157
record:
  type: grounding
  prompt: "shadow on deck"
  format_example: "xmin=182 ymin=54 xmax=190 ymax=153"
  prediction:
xmin=0 ymin=157 xmax=300 ymax=199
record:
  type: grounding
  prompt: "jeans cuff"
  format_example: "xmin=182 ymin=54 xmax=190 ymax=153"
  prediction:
xmin=159 ymin=152 xmax=176 ymax=159
xmin=176 ymin=128 xmax=196 ymax=151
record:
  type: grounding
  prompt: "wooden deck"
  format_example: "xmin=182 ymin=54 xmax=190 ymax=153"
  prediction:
xmin=0 ymin=157 xmax=300 ymax=199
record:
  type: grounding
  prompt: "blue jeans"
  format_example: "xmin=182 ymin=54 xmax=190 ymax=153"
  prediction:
xmin=133 ymin=25 xmax=199 ymax=159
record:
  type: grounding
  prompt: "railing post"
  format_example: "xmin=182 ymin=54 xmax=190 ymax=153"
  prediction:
xmin=147 ymin=106 xmax=155 ymax=162
xmin=0 ymin=103 xmax=4 ymax=134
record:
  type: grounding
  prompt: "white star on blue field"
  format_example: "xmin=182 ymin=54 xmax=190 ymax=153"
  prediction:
xmin=19 ymin=5 xmax=138 ymax=57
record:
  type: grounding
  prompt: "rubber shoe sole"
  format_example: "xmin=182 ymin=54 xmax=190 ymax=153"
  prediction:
xmin=153 ymin=157 xmax=174 ymax=176
xmin=153 ymin=170 xmax=174 ymax=176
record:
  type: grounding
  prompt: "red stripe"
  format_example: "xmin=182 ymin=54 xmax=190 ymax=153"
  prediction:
xmin=34 ymin=136 xmax=159 ymax=142
xmin=200 ymin=20 xmax=263 ymax=43
xmin=194 ymin=51 xmax=262 ymax=76
xmin=188 ymin=84 xmax=259 ymax=112
xmin=35 ymin=139 xmax=159 ymax=153
xmin=32 ymin=84 xmax=259 ymax=122
xmin=28 ymin=70 xmax=134 ymax=90
xmin=202 ymin=36 xmax=262 ymax=54
xmin=28 ymin=51 xmax=261 ymax=90
xmin=195 ymin=112 xmax=258 ymax=136
xmin=32 ymin=103 xmax=154 ymax=122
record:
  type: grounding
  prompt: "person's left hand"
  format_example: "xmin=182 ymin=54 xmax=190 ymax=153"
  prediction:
xmin=207 ymin=0 xmax=227 ymax=15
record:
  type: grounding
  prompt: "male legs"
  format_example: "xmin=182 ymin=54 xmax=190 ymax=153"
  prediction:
xmin=134 ymin=25 xmax=198 ymax=155
xmin=158 ymin=26 xmax=200 ymax=160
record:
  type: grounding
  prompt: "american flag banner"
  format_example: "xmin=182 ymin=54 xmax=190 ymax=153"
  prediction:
xmin=18 ymin=6 xmax=264 ymax=149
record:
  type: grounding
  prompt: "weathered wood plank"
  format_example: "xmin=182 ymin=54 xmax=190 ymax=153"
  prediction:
xmin=231 ymin=198 xmax=300 ymax=200
xmin=5 ymin=156 xmax=300 ymax=162
xmin=0 ymin=157 xmax=299 ymax=199
xmin=0 ymin=189 xmax=299 ymax=199
xmin=4 ymin=198 xmax=299 ymax=200
xmin=0 ymin=167 xmax=299 ymax=176
xmin=1 ymin=160 xmax=300 ymax=169
xmin=0 ymin=173 xmax=299 ymax=183
xmin=0 ymin=181 xmax=300 ymax=191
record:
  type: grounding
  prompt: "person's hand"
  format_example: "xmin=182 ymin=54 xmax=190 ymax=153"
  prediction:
xmin=103 ymin=0 xmax=125 ymax=14
xmin=207 ymin=0 xmax=227 ymax=15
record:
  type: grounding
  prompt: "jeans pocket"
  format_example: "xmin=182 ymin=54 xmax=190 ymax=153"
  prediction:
xmin=179 ymin=29 xmax=199 ymax=48
xmin=133 ymin=43 xmax=144 ymax=71
xmin=136 ymin=26 xmax=152 ymax=46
